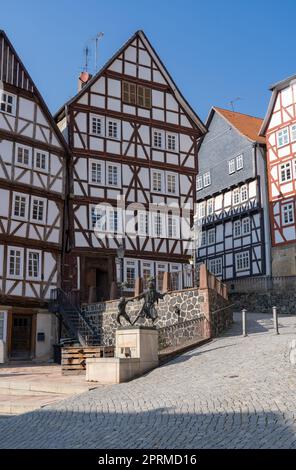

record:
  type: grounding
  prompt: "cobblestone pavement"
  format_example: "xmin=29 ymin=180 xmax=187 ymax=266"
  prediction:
xmin=1 ymin=313 xmax=296 ymax=449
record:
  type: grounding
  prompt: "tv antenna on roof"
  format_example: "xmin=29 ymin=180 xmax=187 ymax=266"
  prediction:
xmin=83 ymin=46 xmax=90 ymax=72
xmin=230 ymin=97 xmax=241 ymax=112
xmin=93 ymin=32 xmax=104 ymax=72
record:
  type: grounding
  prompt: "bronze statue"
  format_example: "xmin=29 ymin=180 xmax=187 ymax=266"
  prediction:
xmin=116 ymin=297 xmax=133 ymax=326
xmin=132 ymin=278 xmax=166 ymax=325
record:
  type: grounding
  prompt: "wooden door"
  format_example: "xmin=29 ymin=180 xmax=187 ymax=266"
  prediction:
xmin=10 ymin=315 xmax=32 ymax=359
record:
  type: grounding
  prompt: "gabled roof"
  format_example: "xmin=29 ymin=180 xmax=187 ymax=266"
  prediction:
xmin=208 ymin=106 xmax=265 ymax=145
xmin=55 ymin=30 xmax=207 ymax=135
xmin=0 ymin=30 xmax=70 ymax=153
xmin=260 ymin=73 xmax=296 ymax=136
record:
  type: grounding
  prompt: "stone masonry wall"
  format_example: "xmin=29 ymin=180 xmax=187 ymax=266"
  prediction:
xmin=230 ymin=292 xmax=296 ymax=315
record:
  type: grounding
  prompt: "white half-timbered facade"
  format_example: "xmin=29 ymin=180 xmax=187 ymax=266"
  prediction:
xmin=196 ymin=107 xmax=271 ymax=280
xmin=56 ymin=30 xmax=206 ymax=301
xmin=260 ymin=75 xmax=296 ymax=275
xmin=0 ymin=30 xmax=68 ymax=360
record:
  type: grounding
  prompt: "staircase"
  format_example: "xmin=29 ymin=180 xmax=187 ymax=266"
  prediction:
xmin=49 ymin=289 xmax=101 ymax=346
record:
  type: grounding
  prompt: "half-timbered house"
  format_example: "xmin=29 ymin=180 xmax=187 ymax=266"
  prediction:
xmin=0 ymin=31 xmax=69 ymax=361
xmin=55 ymin=30 xmax=206 ymax=301
xmin=260 ymin=75 xmax=296 ymax=276
xmin=195 ymin=107 xmax=271 ymax=280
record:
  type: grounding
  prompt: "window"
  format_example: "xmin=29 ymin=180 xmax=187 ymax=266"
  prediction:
xmin=280 ymin=162 xmax=292 ymax=183
xmin=233 ymin=188 xmax=240 ymax=205
xmin=234 ymin=220 xmax=241 ymax=237
xmin=125 ymin=261 xmax=136 ymax=289
xmin=27 ymin=251 xmax=40 ymax=279
xmin=153 ymin=130 xmax=163 ymax=148
xmin=207 ymin=199 xmax=214 ymax=216
xmin=282 ymin=202 xmax=294 ymax=225
xmin=16 ymin=145 xmax=31 ymax=167
xmin=13 ymin=194 xmax=27 ymax=218
xmin=277 ymin=127 xmax=289 ymax=147
xmin=154 ymin=213 xmax=163 ymax=237
xmin=236 ymin=154 xmax=244 ymax=170
xmin=0 ymin=92 xmax=15 ymax=115
xmin=109 ymin=209 xmax=118 ymax=233
xmin=229 ymin=159 xmax=235 ymax=174
xmin=168 ymin=215 xmax=179 ymax=238
xmin=156 ymin=263 xmax=167 ymax=291
xmin=107 ymin=120 xmax=119 ymax=139
xmin=142 ymin=262 xmax=153 ymax=289
xmin=167 ymin=173 xmax=177 ymax=194
xmin=200 ymin=231 xmax=206 ymax=246
xmin=107 ymin=165 xmax=119 ymax=186
xmin=198 ymin=202 xmax=206 ymax=219
xmin=91 ymin=116 xmax=103 ymax=136
xmin=241 ymin=185 xmax=248 ymax=202
xmin=35 ymin=151 xmax=48 ymax=171
xmin=235 ymin=251 xmax=250 ymax=271
xmin=242 ymin=217 xmax=251 ymax=235
xmin=291 ymin=124 xmax=296 ymax=142
xmin=91 ymin=162 xmax=102 ymax=184
xmin=152 ymin=171 xmax=162 ymax=192
xmin=196 ymin=176 xmax=203 ymax=191
xmin=208 ymin=258 xmax=222 ymax=276
xmin=167 ymin=134 xmax=176 ymax=151
xmin=138 ymin=211 xmax=149 ymax=236
xmin=91 ymin=206 xmax=106 ymax=231
xmin=122 ymin=81 xmax=136 ymax=105
xmin=208 ymin=228 xmax=215 ymax=245
xmin=137 ymin=85 xmax=152 ymax=108
xmin=32 ymin=199 xmax=44 ymax=222
xmin=0 ymin=312 xmax=6 ymax=340
xmin=8 ymin=249 xmax=22 ymax=277
xmin=203 ymin=172 xmax=211 ymax=187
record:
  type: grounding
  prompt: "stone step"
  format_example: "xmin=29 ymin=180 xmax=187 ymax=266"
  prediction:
xmin=159 ymin=337 xmax=212 ymax=364
xmin=0 ymin=393 xmax=66 ymax=415
xmin=0 ymin=378 xmax=96 ymax=395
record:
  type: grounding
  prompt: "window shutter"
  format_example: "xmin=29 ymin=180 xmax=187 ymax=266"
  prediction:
xmin=122 ymin=82 xmax=129 ymax=103
xmin=137 ymin=85 xmax=145 ymax=107
xmin=130 ymin=83 xmax=136 ymax=104
xmin=144 ymin=87 xmax=152 ymax=108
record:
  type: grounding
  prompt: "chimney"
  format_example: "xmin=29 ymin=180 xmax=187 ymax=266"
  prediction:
xmin=78 ymin=71 xmax=92 ymax=92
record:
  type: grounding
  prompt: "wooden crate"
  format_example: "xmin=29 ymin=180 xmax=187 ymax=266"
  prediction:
xmin=61 ymin=346 xmax=114 ymax=375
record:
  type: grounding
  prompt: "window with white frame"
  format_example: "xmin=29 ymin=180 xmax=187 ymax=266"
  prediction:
xmin=207 ymin=198 xmax=214 ymax=216
xmin=280 ymin=162 xmax=292 ymax=183
xmin=229 ymin=159 xmax=235 ymax=174
xmin=32 ymin=198 xmax=45 ymax=222
xmin=109 ymin=209 xmax=118 ymax=233
xmin=125 ymin=260 xmax=137 ymax=289
xmin=142 ymin=261 xmax=153 ymax=289
xmin=91 ymin=116 xmax=103 ymax=136
xmin=27 ymin=251 xmax=40 ymax=279
xmin=242 ymin=217 xmax=251 ymax=235
xmin=0 ymin=312 xmax=6 ymax=340
xmin=138 ymin=211 xmax=149 ymax=236
xmin=198 ymin=202 xmax=206 ymax=219
xmin=156 ymin=263 xmax=167 ymax=291
xmin=90 ymin=161 xmax=102 ymax=184
xmin=0 ymin=92 xmax=15 ymax=115
xmin=234 ymin=220 xmax=241 ymax=237
xmin=167 ymin=173 xmax=177 ymax=194
xmin=203 ymin=172 xmax=211 ymax=187
xmin=233 ymin=188 xmax=240 ymax=205
xmin=153 ymin=130 xmax=163 ymax=148
xmin=154 ymin=213 xmax=163 ymax=237
xmin=168 ymin=215 xmax=179 ymax=238
xmin=235 ymin=251 xmax=250 ymax=271
xmin=91 ymin=205 xmax=106 ymax=231
xmin=277 ymin=127 xmax=289 ymax=147
xmin=241 ymin=185 xmax=248 ymax=203
xmin=8 ymin=248 xmax=22 ymax=278
xmin=208 ymin=258 xmax=222 ymax=276
xmin=282 ymin=202 xmax=294 ymax=225
xmin=207 ymin=228 xmax=215 ymax=245
xmin=236 ymin=154 xmax=244 ymax=170
xmin=107 ymin=164 xmax=119 ymax=186
xmin=13 ymin=194 xmax=27 ymax=219
xmin=200 ymin=231 xmax=206 ymax=246
xmin=170 ymin=264 xmax=181 ymax=290
xmin=35 ymin=150 xmax=48 ymax=171
xmin=152 ymin=171 xmax=162 ymax=192
xmin=16 ymin=145 xmax=31 ymax=167
xmin=290 ymin=124 xmax=296 ymax=142
xmin=107 ymin=119 xmax=119 ymax=139
xmin=167 ymin=133 xmax=177 ymax=151
xmin=196 ymin=176 xmax=203 ymax=191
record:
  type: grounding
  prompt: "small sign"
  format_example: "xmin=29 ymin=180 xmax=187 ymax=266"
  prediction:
xmin=37 ymin=332 xmax=45 ymax=342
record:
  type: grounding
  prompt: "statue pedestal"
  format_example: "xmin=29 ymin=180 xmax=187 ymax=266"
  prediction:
xmin=86 ymin=327 xmax=159 ymax=384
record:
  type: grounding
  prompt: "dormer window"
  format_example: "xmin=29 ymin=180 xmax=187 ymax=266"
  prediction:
xmin=0 ymin=92 xmax=16 ymax=115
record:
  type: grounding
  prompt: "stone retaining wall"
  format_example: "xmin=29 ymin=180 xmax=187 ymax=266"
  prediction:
xmin=230 ymin=292 xmax=296 ymax=315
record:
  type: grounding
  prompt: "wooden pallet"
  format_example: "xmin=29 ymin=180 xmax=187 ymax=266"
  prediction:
xmin=61 ymin=346 xmax=114 ymax=375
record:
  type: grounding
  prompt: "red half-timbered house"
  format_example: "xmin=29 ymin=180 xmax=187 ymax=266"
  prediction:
xmin=56 ymin=30 xmax=206 ymax=302
xmin=0 ymin=31 xmax=69 ymax=361
xmin=260 ymin=75 xmax=296 ymax=275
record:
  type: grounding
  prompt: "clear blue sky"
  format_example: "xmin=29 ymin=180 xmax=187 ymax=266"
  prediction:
xmin=1 ymin=0 xmax=296 ymax=121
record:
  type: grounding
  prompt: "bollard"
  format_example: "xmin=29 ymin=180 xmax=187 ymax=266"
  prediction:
xmin=242 ymin=309 xmax=247 ymax=337
xmin=273 ymin=306 xmax=279 ymax=335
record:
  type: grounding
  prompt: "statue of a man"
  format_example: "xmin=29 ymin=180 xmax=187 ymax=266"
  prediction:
xmin=116 ymin=297 xmax=133 ymax=326
xmin=133 ymin=278 xmax=166 ymax=325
